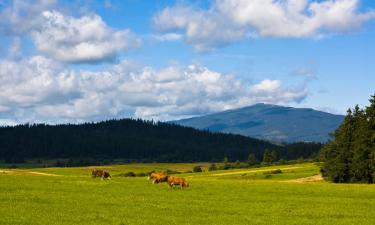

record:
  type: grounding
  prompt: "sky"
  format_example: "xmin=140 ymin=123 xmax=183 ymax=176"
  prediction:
xmin=0 ymin=0 xmax=374 ymax=125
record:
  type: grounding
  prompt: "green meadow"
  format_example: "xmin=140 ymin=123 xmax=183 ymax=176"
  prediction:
xmin=1 ymin=163 xmax=375 ymax=225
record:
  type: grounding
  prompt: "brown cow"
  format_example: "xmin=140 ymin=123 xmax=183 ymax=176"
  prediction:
xmin=167 ymin=176 xmax=189 ymax=188
xmin=148 ymin=172 xmax=168 ymax=184
xmin=92 ymin=169 xmax=111 ymax=179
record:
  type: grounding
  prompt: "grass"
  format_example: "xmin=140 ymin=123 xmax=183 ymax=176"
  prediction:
xmin=1 ymin=163 xmax=375 ymax=225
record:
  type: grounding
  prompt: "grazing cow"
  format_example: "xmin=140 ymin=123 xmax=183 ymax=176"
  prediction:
xmin=148 ymin=172 xmax=168 ymax=184
xmin=167 ymin=176 xmax=189 ymax=188
xmin=92 ymin=169 xmax=111 ymax=179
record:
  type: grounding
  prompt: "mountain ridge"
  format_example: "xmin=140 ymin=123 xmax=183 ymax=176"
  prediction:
xmin=172 ymin=103 xmax=344 ymax=143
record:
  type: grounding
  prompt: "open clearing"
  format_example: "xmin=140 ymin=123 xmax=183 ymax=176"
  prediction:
xmin=1 ymin=163 xmax=375 ymax=225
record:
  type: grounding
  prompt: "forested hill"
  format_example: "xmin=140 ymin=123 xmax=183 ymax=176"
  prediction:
xmin=0 ymin=119 xmax=321 ymax=163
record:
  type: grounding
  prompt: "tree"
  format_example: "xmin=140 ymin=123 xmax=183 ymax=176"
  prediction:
xmin=366 ymin=95 xmax=375 ymax=181
xmin=234 ymin=160 xmax=241 ymax=168
xmin=349 ymin=105 xmax=371 ymax=183
xmin=263 ymin=149 xmax=273 ymax=165
xmin=321 ymin=95 xmax=375 ymax=183
xmin=321 ymin=109 xmax=354 ymax=182
xmin=223 ymin=157 xmax=229 ymax=164
xmin=271 ymin=150 xmax=278 ymax=162
xmin=247 ymin=153 xmax=257 ymax=166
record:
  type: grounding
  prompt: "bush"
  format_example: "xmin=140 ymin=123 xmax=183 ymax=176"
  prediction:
xmin=263 ymin=169 xmax=282 ymax=175
xmin=193 ymin=166 xmax=203 ymax=173
xmin=264 ymin=174 xmax=272 ymax=179
xmin=219 ymin=164 xmax=233 ymax=170
xmin=165 ymin=169 xmax=180 ymax=175
xmin=122 ymin=171 xmax=136 ymax=177
xmin=208 ymin=163 xmax=217 ymax=171
xmin=136 ymin=172 xmax=147 ymax=177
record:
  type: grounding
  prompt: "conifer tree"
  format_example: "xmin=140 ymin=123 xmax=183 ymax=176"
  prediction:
xmin=322 ymin=95 xmax=375 ymax=183
xmin=321 ymin=109 xmax=354 ymax=182
xmin=247 ymin=153 xmax=257 ymax=166
xmin=350 ymin=105 xmax=371 ymax=183
xmin=366 ymin=95 xmax=375 ymax=181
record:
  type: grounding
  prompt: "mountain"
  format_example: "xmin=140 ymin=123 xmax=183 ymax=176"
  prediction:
xmin=172 ymin=103 xmax=344 ymax=143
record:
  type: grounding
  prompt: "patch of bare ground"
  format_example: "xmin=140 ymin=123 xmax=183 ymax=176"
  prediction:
xmin=210 ymin=166 xmax=305 ymax=177
xmin=287 ymin=174 xmax=323 ymax=183
xmin=0 ymin=170 xmax=62 ymax=177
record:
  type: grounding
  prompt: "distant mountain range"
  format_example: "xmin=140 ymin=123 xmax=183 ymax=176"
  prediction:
xmin=172 ymin=103 xmax=344 ymax=143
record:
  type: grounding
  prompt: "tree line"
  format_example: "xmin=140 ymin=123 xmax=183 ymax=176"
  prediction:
xmin=321 ymin=95 xmax=375 ymax=183
xmin=0 ymin=118 xmax=322 ymax=165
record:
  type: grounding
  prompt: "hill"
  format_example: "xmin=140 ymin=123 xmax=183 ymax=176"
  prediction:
xmin=172 ymin=103 xmax=344 ymax=143
xmin=0 ymin=119 xmax=321 ymax=164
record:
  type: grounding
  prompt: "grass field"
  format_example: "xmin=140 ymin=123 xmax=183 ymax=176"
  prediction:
xmin=1 ymin=162 xmax=375 ymax=225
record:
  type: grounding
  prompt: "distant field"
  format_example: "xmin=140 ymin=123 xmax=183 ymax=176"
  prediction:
xmin=1 ymin=163 xmax=375 ymax=225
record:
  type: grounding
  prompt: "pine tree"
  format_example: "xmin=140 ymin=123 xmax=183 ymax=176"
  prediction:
xmin=350 ymin=105 xmax=371 ymax=183
xmin=247 ymin=153 xmax=257 ymax=166
xmin=321 ymin=109 xmax=354 ymax=182
xmin=271 ymin=150 xmax=278 ymax=162
xmin=366 ymin=95 xmax=375 ymax=181
xmin=263 ymin=149 xmax=273 ymax=165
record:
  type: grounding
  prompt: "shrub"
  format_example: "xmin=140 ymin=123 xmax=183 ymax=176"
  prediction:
xmin=123 ymin=171 xmax=136 ymax=177
xmin=208 ymin=163 xmax=217 ymax=171
xmin=264 ymin=174 xmax=272 ymax=179
xmin=136 ymin=172 xmax=147 ymax=177
xmin=263 ymin=169 xmax=282 ymax=175
xmin=165 ymin=169 xmax=180 ymax=175
xmin=193 ymin=166 xmax=203 ymax=173
xmin=219 ymin=164 xmax=233 ymax=170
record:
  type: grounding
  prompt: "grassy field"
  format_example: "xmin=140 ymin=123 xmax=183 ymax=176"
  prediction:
xmin=1 ymin=162 xmax=375 ymax=225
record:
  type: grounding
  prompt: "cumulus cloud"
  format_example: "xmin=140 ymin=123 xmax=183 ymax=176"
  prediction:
xmin=0 ymin=57 xmax=307 ymax=124
xmin=0 ymin=0 xmax=56 ymax=35
xmin=153 ymin=0 xmax=375 ymax=51
xmin=0 ymin=1 xmax=140 ymax=64
xmin=32 ymin=10 xmax=141 ymax=63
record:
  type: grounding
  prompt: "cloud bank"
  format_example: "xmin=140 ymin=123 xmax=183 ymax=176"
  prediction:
xmin=153 ymin=0 xmax=375 ymax=51
xmin=0 ymin=56 xmax=307 ymax=124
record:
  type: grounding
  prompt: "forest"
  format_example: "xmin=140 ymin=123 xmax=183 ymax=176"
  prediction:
xmin=321 ymin=95 xmax=375 ymax=183
xmin=0 ymin=118 xmax=321 ymax=164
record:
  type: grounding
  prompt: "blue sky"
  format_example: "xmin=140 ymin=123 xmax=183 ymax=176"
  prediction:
xmin=0 ymin=0 xmax=374 ymax=124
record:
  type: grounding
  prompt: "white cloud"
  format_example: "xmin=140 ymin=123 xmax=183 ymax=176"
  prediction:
xmin=153 ymin=33 xmax=183 ymax=42
xmin=32 ymin=10 xmax=141 ymax=63
xmin=153 ymin=0 xmax=375 ymax=51
xmin=0 ymin=2 xmax=140 ymax=64
xmin=0 ymin=0 xmax=56 ymax=35
xmin=0 ymin=57 xmax=308 ymax=124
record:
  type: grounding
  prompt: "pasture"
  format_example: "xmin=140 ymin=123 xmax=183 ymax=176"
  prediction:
xmin=1 ymin=163 xmax=375 ymax=225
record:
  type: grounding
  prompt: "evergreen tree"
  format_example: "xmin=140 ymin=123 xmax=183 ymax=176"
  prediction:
xmin=322 ymin=95 xmax=375 ymax=183
xmin=263 ymin=149 xmax=273 ymax=165
xmin=321 ymin=109 xmax=354 ymax=182
xmin=367 ymin=95 xmax=375 ymax=181
xmin=350 ymin=105 xmax=371 ymax=183
xmin=271 ymin=150 xmax=278 ymax=162
xmin=247 ymin=153 xmax=257 ymax=166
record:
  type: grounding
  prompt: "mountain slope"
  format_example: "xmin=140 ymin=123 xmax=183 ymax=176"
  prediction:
xmin=172 ymin=103 xmax=344 ymax=143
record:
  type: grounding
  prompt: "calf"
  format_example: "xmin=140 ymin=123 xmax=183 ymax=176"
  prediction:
xmin=167 ymin=176 xmax=189 ymax=188
xmin=92 ymin=169 xmax=111 ymax=179
xmin=148 ymin=172 xmax=168 ymax=184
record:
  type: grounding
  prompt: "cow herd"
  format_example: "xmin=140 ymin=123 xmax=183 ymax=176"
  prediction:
xmin=91 ymin=169 xmax=189 ymax=189
xmin=148 ymin=172 xmax=189 ymax=188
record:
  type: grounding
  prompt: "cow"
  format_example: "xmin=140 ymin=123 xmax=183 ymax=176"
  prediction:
xmin=167 ymin=176 xmax=189 ymax=188
xmin=148 ymin=172 xmax=168 ymax=184
xmin=92 ymin=169 xmax=111 ymax=179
